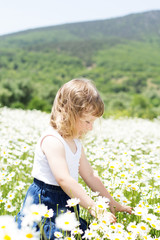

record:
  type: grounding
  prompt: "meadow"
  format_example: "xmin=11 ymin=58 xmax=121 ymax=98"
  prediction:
xmin=0 ymin=107 xmax=160 ymax=239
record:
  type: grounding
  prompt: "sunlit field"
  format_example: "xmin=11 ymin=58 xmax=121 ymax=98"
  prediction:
xmin=0 ymin=107 xmax=160 ymax=240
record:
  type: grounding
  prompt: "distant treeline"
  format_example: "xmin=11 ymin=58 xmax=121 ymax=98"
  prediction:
xmin=0 ymin=10 xmax=160 ymax=118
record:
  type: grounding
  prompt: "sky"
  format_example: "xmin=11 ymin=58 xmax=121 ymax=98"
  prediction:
xmin=0 ymin=0 xmax=160 ymax=36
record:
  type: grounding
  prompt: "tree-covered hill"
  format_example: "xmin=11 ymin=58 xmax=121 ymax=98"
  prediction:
xmin=0 ymin=10 xmax=160 ymax=118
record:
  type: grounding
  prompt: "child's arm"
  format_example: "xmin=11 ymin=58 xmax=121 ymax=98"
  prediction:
xmin=79 ymin=147 xmax=132 ymax=215
xmin=42 ymin=136 xmax=116 ymax=222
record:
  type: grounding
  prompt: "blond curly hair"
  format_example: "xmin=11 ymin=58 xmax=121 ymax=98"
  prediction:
xmin=50 ymin=78 xmax=104 ymax=138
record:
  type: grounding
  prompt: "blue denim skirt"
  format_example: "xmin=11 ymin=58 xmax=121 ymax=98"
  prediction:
xmin=16 ymin=178 xmax=87 ymax=239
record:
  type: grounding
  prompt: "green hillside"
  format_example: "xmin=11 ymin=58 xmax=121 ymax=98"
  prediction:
xmin=0 ymin=10 xmax=160 ymax=118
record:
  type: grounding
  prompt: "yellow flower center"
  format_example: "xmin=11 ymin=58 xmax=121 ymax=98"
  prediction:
xmin=137 ymin=212 xmax=142 ymax=215
xmin=92 ymin=223 xmax=98 ymax=226
xmin=4 ymin=235 xmax=11 ymax=240
xmin=111 ymin=225 xmax=116 ymax=229
xmin=98 ymin=204 xmax=103 ymax=208
xmin=141 ymin=226 xmax=146 ymax=230
xmin=32 ymin=212 xmax=39 ymax=215
xmin=131 ymin=225 xmax=136 ymax=228
xmin=26 ymin=233 xmax=33 ymax=238
xmin=44 ymin=214 xmax=49 ymax=218
xmin=64 ymin=221 xmax=69 ymax=225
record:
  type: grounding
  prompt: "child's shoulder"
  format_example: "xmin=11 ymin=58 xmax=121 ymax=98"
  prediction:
xmin=41 ymin=127 xmax=65 ymax=154
xmin=41 ymin=126 xmax=61 ymax=139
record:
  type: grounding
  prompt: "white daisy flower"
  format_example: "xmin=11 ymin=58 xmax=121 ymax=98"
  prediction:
xmin=54 ymin=231 xmax=63 ymax=238
xmin=66 ymin=198 xmax=80 ymax=207
xmin=7 ymin=191 xmax=15 ymax=200
xmin=22 ymin=203 xmax=48 ymax=224
xmin=55 ymin=211 xmax=79 ymax=231
xmin=89 ymin=220 xmax=100 ymax=231
xmin=134 ymin=206 xmax=148 ymax=216
xmin=64 ymin=236 xmax=76 ymax=240
xmin=71 ymin=227 xmax=83 ymax=236
xmin=82 ymin=229 xmax=96 ymax=239
xmin=20 ymin=227 xmax=40 ymax=240
xmin=127 ymin=222 xmax=138 ymax=233
xmin=137 ymin=222 xmax=150 ymax=236
xmin=150 ymin=220 xmax=160 ymax=230
xmin=4 ymin=201 xmax=16 ymax=213
xmin=44 ymin=208 xmax=54 ymax=218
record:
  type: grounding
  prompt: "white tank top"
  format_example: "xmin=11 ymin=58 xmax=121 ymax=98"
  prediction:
xmin=32 ymin=126 xmax=82 ymax=186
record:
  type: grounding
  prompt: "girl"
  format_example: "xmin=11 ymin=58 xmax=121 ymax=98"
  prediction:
xmin=16 ymin=78 xmax=132 ymax=239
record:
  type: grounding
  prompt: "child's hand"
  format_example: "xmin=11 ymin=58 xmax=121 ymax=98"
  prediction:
xmin=110 ymin=201 xmax=132 ymax=215
xmin=89 ymin=207 xmax=117 ymax=223
xmin=103 ymin=211 xmax=117 ymax=223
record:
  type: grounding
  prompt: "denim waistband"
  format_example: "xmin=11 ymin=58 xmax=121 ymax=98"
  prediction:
xmin=34 ymin=178 xmax=62 ymax=191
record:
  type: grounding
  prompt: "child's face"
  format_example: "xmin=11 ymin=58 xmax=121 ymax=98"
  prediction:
xmin=76 ymin=114 xmax=97 ymax=137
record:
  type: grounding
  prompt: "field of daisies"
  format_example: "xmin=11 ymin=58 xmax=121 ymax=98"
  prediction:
xmin=0 ymin=107 xmax=160 ymax=240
